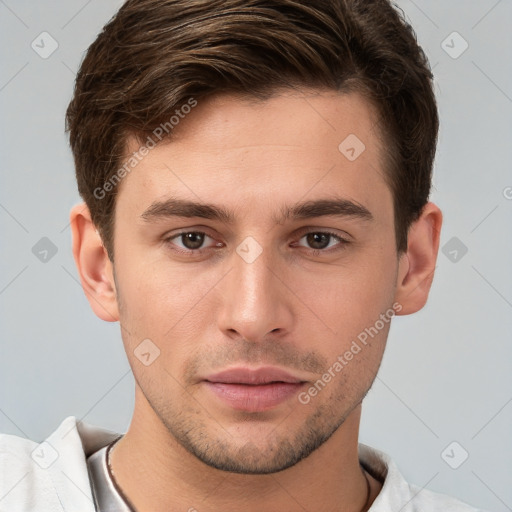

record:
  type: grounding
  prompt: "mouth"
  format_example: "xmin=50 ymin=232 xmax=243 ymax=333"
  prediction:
xmin=203 ymin=366 xmax=307 ymax=412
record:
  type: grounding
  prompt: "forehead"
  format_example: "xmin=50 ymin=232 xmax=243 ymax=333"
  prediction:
xmin=129 ymin=88 xmax=384 ymax=153
xmin=117 ymin=89 xmax=391 ymax=221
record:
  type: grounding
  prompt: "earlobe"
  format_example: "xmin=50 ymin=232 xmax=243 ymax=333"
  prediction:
xmin=70 ymin=203 xmax=119 ymax=322
xmin=394 ymin=202 xmax=443 ymax=315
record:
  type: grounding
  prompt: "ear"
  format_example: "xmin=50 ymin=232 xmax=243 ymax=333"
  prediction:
xmin=394 ymin=202 xmax=443 ymax=315
xmin=70 ymin=203 xmax=119 ymax=322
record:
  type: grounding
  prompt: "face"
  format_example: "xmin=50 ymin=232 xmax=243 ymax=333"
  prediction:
xmin=111 ymin=89 xmax=401 ymax=474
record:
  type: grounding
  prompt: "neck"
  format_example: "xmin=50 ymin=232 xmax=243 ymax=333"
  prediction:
xmin=110 ymin=387 xmax=380 ymax=512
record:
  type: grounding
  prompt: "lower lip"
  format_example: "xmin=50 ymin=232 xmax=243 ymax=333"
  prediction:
xmin=204 ymin=382 xmax=305 ymax=412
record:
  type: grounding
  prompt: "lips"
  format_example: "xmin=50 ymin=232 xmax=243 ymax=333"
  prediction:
xmin=205 ymin=367 xmax=304 ymax=385
xmin=203 ymin=367 xmax=306 ymax=412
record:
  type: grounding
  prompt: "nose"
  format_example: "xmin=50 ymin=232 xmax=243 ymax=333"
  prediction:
xmin=216 ymin=241 xmax=295 ymax=343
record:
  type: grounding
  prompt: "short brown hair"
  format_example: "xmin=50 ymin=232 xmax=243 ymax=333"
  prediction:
xmin=66 ymin=0 xmax=438 ymax=260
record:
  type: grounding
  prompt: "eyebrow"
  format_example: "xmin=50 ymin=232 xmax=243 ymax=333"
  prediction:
xmin=140 ymin=196 xmax=373 ymax=224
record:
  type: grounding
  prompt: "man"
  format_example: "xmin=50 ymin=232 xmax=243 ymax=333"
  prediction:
xmin=0 ymin=0 xmax=487 ymax=511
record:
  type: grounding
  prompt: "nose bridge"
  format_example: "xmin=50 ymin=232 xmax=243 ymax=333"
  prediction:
xmin=218 ymin=237 xmax=293 ymax=340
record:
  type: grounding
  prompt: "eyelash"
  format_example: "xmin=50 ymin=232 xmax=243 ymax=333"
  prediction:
xmin=163 ymin=229 xmax=350 ymax=257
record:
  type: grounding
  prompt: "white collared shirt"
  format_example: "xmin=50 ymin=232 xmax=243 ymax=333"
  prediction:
xmin=0 ymin=416 xmax=487 ymax=511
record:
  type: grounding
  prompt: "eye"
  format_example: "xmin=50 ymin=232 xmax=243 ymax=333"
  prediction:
xmin=295 ymin=230 xmax=349 ymax=252
xmin=163 ymin=229 xmax=349 ymax=257
xmin=165 ymin=231 xmax=220 ymax=253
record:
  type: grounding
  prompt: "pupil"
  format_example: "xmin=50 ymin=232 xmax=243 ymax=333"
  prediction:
xmin=182 ymin=232 xmax=204 ymax=249
xmin=307 ymin=233 xmax=330 ymax=249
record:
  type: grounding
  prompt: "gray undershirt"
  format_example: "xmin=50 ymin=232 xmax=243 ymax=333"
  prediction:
xmin=86 ymin=436 xmax=136 ymax=512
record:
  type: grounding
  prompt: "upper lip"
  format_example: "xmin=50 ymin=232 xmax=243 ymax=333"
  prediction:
xmin=204 ymin=366 xmax=305 ymax=385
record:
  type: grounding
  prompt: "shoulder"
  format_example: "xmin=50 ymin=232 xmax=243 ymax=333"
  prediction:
xmin=0 ymin=416 xmax=80 ymax=511
xmin=358 ymin=443 xmax=489 ymax=512
xmin=0 ymin=416 xmax=120 ymax=512
xmin=405 ymin=483 xmax=487 ymax=511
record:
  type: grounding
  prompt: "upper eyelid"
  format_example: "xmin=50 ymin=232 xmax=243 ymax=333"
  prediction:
xmin=294 ymin=226 xmax=350 ymax=239
xmin=165 ymin=228 xmax=217 ymax=241
xmin=166 ymin=225 xmax=350 ymax=238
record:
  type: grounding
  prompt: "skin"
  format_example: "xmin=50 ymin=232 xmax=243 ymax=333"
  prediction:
xmin=71 ymin=88 xmax=442 ymax=512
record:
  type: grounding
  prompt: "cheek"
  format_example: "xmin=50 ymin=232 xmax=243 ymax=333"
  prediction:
xmin=291 ymin=254 xmax=397 ymax=390
xmin=114 ymin=255 xmax=221 ymax=357
xmin=298 ymin=257 xmax=397 ymax=339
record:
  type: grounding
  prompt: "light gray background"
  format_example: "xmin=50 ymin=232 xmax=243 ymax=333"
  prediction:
xmin=1 ymin=1 xmax=511 ymax=511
